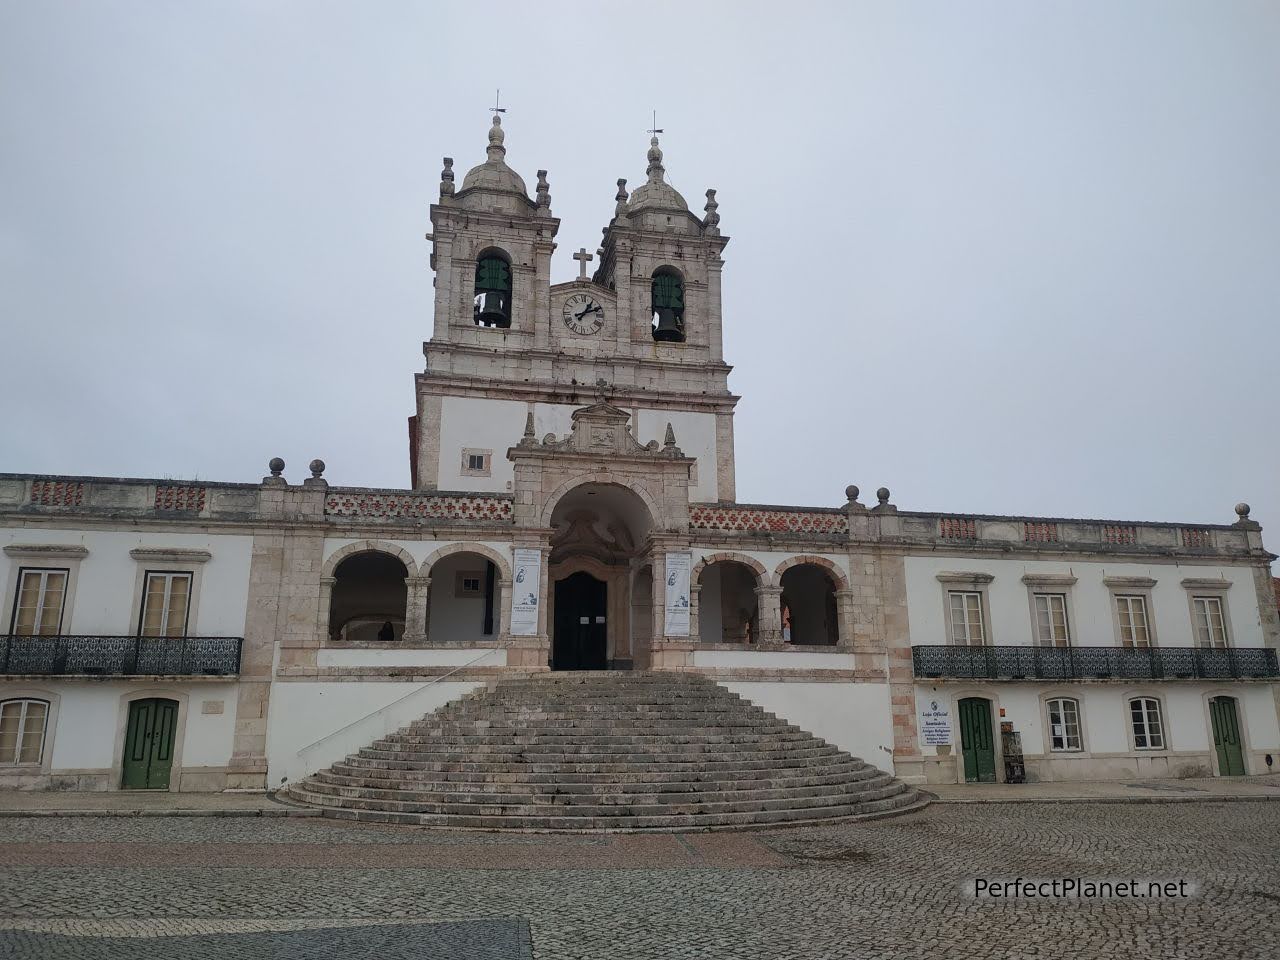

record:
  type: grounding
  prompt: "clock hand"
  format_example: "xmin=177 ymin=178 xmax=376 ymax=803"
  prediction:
xmin=575 ymin=305 xmax=593 ymax=320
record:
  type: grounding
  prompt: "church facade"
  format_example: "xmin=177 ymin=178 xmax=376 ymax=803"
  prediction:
xmin=2 ymin=119 xmax=1278 ymax=795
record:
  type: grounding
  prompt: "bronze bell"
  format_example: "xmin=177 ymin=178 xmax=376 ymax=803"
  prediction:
xmin=475 ymin=291 xmax=510 ymax=327
xmin=652 ymin=308 xmax=684 ymax=342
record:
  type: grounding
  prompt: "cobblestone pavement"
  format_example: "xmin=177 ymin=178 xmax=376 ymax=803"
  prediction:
xmin=1 ymin=803 xmax=1277 ymax=959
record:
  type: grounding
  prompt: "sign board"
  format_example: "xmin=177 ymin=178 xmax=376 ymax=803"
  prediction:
xmin=663 ymin=552 xmax=692 ymax=637
xmin=919 ymin=699 xmax=952 ymax=746
xmin=509 ymin=548 xmax=541 ymax=636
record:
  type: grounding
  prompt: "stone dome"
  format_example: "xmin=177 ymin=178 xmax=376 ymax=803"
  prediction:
xmin=459 ymin=116 xmax=530 ymax=199
xmin=626 ymin=137 xmax=688 ymax=214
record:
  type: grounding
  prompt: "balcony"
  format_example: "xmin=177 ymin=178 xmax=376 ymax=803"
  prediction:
xmin=911 ymin=644 xmax=1280 ymax=682
xmin=0 ymin=635 xmax=242 ymax=677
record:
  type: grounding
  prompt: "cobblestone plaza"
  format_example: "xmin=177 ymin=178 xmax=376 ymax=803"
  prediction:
xmin=1 ymin=802 xmax=1277 ymax=959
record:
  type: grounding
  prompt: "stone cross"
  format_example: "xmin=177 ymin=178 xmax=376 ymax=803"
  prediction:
xmin=573 ymin=247 xmax=593 ymax=279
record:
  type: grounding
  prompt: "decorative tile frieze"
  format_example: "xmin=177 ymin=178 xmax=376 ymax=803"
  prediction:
xmin=1103 ymin=524 xmax=1137 ymax=545
xmin=1024 ymin=522 xmax=1059 ymax=543
xmin=1181 ymin=527 xmax=1211 ymax=549
xmin=155 ymin=485 xmax=207 ymax=512
xmin=29 ymin=480 xmax=83 ymax=507
xmin=325 ymin=492 xmax=513 ymax=522
xmin=938 ymin=517 xmax=976 ymax=540
xmin=689 ymin=505 xmax=848 ymax=535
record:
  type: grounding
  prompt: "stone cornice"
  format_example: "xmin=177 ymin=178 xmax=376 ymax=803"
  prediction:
xmin=936 ymin=572 xmax=996 ymax=586
xmin=3 ymin=543 xmax=89 ymax=560
xmin=1020 ymin=573 xmax=1079 ymax=587
xmin=128 ymin=548 xmax=212 ymax=564
xmin=1103 ymin=576 xmax=1158 ymax=589
xmin=1180 ymin=577 xmax=1232 ymax=591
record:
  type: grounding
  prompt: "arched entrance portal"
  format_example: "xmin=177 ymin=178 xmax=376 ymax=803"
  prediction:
xmin=548 ymin=482 xmax=654 ymax=671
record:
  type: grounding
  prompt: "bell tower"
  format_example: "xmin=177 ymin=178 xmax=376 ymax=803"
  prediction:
xmin=412 ymin=122 xmax=738 ymax=504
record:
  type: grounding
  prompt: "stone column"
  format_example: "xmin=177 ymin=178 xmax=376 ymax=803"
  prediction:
xmin=834 ymin=588 xmax=856 ymax=650
xmin=317 ymin=576 xmax=336 ymax=642
xmin=756 ymin=585 xmax=783 ymax=643
xmin=403 ymin=575 xmax=431 ymax=643
xmin=689 ymin=582 xmax=702 ymax=643
xmin=496 ymin=577 xmax=511 ymax=640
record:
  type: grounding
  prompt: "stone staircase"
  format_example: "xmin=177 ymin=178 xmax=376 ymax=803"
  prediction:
xmin=286 ymin=671 xmax=925 ymax=831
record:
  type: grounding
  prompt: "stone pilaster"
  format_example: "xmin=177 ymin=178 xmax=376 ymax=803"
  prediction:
xmin=689 ymin=582 xmax=702 ymax=643
xmin=755 ymin=585 xmax=783 ymax=643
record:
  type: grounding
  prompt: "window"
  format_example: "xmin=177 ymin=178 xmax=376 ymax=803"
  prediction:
xmin=1129 ymin=697 xmax=1165 ymax=750
xmin=0 ymin=699 xmax=48 ymax=765
xmin=1033 ymin=593 xmax=1070 ymax=647
xmin=139 ymin=572 xmax=192 ymax=637
xmin=460 ymin=449 xmax=492 ymax=477
xmin=948 ymin=591 xmax=985 ymax=645
xmin=467 ymin=454 xmax=485 ymax=471
xmin=1115 ymin=596 xmax=1151 ymax=648
xmin=474 ymin=254 xmax=512 ymax=328
xmin=455 ymin=571 xmax=485 ymax=598
xmin=1191 ymin=596 xmax=1228 ymax=649
xmin=1046 ymin=698 xmax=1082 ymax=751
xmin=10 ymin=568 xmax=68 ymax=636
xmin=651 ymin=268 xmax=686 ymax=342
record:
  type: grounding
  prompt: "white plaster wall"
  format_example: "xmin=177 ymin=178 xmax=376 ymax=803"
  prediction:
xmin=633 ymin=408 xmax=718 ymax=501
xmin=904 ymin=556 xmax=1265 ymax=648
xmin=912 ymin=681 xmax=1280 ymax=770
xmin=722 ymin=680 xmax=896 ymax=772
xmin=317 ymin=648 xmax=507 ymax=668
xmin=0 ymin=528 xmax=252 ymax=636
xmin=427 ymin=553 xmax=495 ymax=644
xmin=694 ymin=650 xmax=855 ymax=670
xmin=37 ymin=681 xmax=237 ymax=773
xmin=266 ymin=679 xmax=486 ymax=785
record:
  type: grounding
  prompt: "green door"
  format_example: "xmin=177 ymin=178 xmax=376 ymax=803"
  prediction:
xmin=122 ymin=698 xmax=178 ymax=789
xmin=958 ymin=697 xmax=997 ymax=783
xmin=1209 ymin=696 xmax=1246 ymax=776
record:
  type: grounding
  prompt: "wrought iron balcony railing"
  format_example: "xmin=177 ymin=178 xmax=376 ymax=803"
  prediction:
xmin=0 ymin=635 xmax=242 ymax=677
xmin=911 ymin=643 xmax=1279 ymax=682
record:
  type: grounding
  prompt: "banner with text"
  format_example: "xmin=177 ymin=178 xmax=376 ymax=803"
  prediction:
xmin=663 ymin=552 xmax=692 ymax=636
xmin=509 ymin=548 xmax=542 ymax=636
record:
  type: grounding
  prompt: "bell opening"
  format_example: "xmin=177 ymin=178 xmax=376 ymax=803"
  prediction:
xmin=652 ymin=307 xmax=685 ymax=343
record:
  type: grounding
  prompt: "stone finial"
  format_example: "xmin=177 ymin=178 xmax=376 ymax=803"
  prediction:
xmin=1235 ymin=502 xmax=1251 ymax=520
xmin=614 ymin=178 xmax=629 ymax=219
xmin=646 ymin=136 xmax=665 ymax=182
xmin=440 ymin=157 xmax=455 ymax=197
xmin=487 ymin=115 xmax=506 ymax=160
xmin=703 ymin=188 xmax=720 ymax=234
xmin=535 ymin=169 xmax=550 ymax=209
xmin=268 ymin=457 xmax=285 ymax=477
xmin=876 ymin=487 xmax=890 ymax=505
xmin=845 ymin=485 xmax=860 ymax=504
xmin=309 ymin=459 xmax=325 ymax=479
xmin=663 ymin=422 xmax=677 ymax=450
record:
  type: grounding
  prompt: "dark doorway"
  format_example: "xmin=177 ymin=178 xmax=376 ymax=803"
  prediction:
xmin=958 ymin=697 xmax=997 ymax=783
xmin=122 ymin=698 xmax=178 ymax=790
xmin=553 ymin=572 xmax=607 ymax=671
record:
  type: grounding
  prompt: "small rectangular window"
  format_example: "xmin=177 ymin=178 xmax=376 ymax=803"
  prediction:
xmin=1115 ymin=595 xmax=1151 ymax=648
xmin=1046 ymin=698 xmax=1082 ymax=751
xmin=1130 ymin=697 xmax=1165 ymax=750
xmin=948 ymin=591 xmax=985 ymax=646
xmin=460 ymin=449 xmax=492 ymax=477
xmin=139 ymin=572 xmax=192 ymax=637
xmin=455 ymin=571 xmax=485 ymax=598
xmin=1033 ymin=593 xmax=1070 ymax=647
xmin=467 ymin=454 xmax=485 ymax=471
xmin=1191 ymin=596 xmax=1228 ymax=649
xmin=11 ymin=568 xmax=68 ymax=636
xmin=0 ymin=699 xmax=48 ymax=765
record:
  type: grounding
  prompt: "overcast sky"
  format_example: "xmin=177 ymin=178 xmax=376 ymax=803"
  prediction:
xmin=2 ymin=2 xmax=1277 ymax=545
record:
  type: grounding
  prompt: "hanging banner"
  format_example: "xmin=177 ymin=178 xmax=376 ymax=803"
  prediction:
xmin=663 ymin=551 xmax=692 ymax=636
xmin=509 ymin=548 xmax=542 ymax=636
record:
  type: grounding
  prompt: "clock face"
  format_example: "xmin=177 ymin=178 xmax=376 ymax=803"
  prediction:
xmin=562 ymin=292 xmax=606 ymax=336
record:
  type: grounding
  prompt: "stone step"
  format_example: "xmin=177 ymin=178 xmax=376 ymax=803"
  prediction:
xmin=308 ymin=770 xmax=893 ymax=804
xmin=288 ymin=787 xmax=922 ymax=831
xmin=358 ymin=742 xmax=842 ymax=762
xmin=335 ymin=757 xmax=865 ymax=778
xmin=320 ymin=762 xmax=879 ymax=792
xmin=386 ymin=730 xmax=815 ymax=747
xmin=288 ymin=779 xmax=909 ymax=818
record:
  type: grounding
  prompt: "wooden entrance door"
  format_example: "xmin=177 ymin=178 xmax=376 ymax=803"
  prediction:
xmin=1209 ymin=696 xmax=1246 ymax=776
xmin=958 ymin=697 xmax=997 ymax=783
xmin=553 ymin=572 xmax=607 ymax=671
xmin=122 ymin=698 xmax=178 ymax=789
